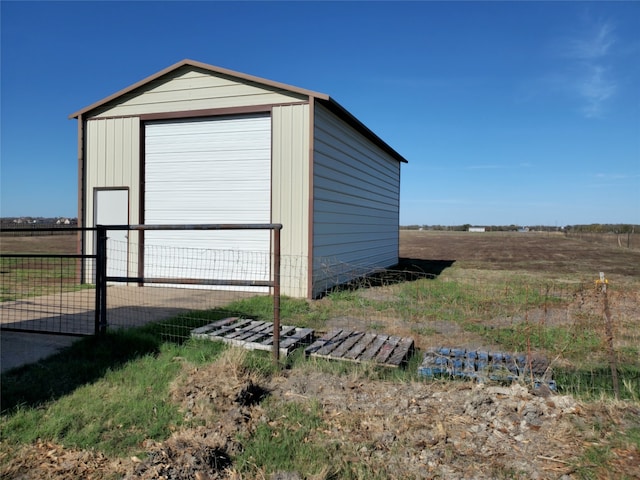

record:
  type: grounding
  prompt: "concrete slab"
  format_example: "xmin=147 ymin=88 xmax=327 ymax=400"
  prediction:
xmin=1 ymin=331 xmax=77 ymax=373
xmin=1 ymin=286 xmax=261 ymax=373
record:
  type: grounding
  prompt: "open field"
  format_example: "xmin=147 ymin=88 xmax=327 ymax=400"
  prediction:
xmin=399 ymin=230 xmax=640 ymax=281
xmin=0 ymin=234 xmax=82 ymax=302
xmin=2 ymin=231 xmax=639 ymax=479
xmin=0 ymin=234 xmax=79 ymax=254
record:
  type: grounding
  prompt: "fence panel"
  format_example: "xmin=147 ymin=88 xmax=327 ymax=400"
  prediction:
xmin=96 ymin=224 xmax=282 ymax=359
xmin=1 ymin=228 xmax=97 ymax=336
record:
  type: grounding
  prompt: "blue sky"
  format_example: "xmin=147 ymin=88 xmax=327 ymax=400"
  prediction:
xmin=1 ymin=1 xmax=639 ymax=226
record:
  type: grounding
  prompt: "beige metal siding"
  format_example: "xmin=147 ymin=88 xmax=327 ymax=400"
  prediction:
xmin=272 ymin=104 xmax=310 ymax=297
xmin=93 ymin=67 xmax=306 ymax=118
xmin=84 ymin=117 xmax=140 ymax=277
xmin=312 ymin=103 xmax=400 ymax=297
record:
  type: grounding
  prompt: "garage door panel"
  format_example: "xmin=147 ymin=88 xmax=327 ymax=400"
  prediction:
xmin=144 ymin=210 xmax=269 ymax=224
xmin=146 ymin=185 xmax=270 ymax=196
xmin=145 ymin=153 xmax=271 ymax=165
xmin=144 ymin=113 xmax=271 ymax=291
xmin=145 ymin=231 xmax=269 ymax=254
xmin=146 ymin=165 xmax=270 ymax=181
xmin=146 ymin=117 xmax=268 ymax=131
xmin=146 ymin=141 xmax=270 ymax=155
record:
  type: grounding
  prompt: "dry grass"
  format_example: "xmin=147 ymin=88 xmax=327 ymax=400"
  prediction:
xmin=2 ymin=231 xmax=639 ymax=478
xmin=0 ymin=235 xmax=79 ymax=255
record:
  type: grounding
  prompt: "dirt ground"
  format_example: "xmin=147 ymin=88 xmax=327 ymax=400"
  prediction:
xmin=3 ymin=354 xmax=639 ymax=479
xmin=2 ymin=232 xmax=640 ymax=479
xmin=0 ymin=234 xmax=78 ymax=254
xmin=399 ymin=230 xmax=640 ymax=281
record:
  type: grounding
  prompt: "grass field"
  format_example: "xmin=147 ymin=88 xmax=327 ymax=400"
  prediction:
xmin=1 ymin=231 xmax=639 ymax=479
xmin=0 ymin=234 xmax=86 ymax=302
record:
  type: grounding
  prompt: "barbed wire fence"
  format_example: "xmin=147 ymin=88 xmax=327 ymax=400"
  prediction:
xmin=1 ymin=228 xmax=638 ymax=400
xmin=565 ymin=230 xmax=639 ymax=250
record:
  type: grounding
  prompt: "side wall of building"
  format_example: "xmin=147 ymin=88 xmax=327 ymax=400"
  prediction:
xmin=312 ymin=102 xmax=400 ymax=297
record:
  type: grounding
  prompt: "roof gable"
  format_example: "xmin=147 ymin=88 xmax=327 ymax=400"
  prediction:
xmin=70 ymin=59 xmax=407 ymax=163
xmin=69 ymin=59 xmax=327 ymax=119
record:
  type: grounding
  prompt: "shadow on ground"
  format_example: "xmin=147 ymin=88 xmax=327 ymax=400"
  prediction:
xmin=397 ymin=258 xmax=456 ymax=277
xmin=0 ymin=304 xmax=257 ymax=413
xmin=0 ymin=331 xmax=161 ymax=412
xmin=319 ymin=258 xmax=456 ymax=297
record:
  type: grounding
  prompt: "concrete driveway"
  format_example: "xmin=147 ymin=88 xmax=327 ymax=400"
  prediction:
xmin=1 ymin=286 xmax=260 ymax=373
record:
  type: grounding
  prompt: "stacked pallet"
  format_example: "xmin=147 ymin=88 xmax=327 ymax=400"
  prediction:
xmin=418 ymin=347 xmax=556 ymax=390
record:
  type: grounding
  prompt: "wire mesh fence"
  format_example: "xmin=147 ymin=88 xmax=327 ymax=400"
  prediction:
xmin=0 ymin=254 xmax=97 ymax=336
xmin=102 ymin=238 xmax=272 ymax=338
xmin=565 ymin=230 xmax=640 ymax=250
xmin=1 ymin=228 xmax=638 ymax=401
xmin=313 ymin=268 xmax=639 ymax=400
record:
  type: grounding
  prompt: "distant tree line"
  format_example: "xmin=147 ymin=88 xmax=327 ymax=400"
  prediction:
xmin=1 ymin=217 xmax=79 ymax=236
xmin=1 ymin=217 xmax=78 ymax=226
xmin=563 ymin=224 xmax=637 ymax=234
xmin=401 ymin=224 xmax=555 ymax=232
xmin=401 ymin=224 xmax=638 ymax=233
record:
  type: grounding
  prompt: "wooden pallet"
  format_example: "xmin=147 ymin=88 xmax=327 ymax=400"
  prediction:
xmin=304 ymin=329 xmax=414 ymax=368
xmin=191 ymin=317 xmax=314 ymax=357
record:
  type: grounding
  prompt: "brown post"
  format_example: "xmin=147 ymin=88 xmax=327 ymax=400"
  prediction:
xmin=599 ymin=272 xmax=619 ymax=399
xmin=273 ymin=226 xmax=281 ymax=363
xmin=76 ymin=113 xmax=85 ymax=285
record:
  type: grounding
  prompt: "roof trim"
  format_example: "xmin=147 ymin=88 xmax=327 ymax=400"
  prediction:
xmin=69 ymin=59 xmax=407 ymax=164
xmin=69 ymin=59 xmax=330 ymax=119
xmin=317 ymin=97 xmax=408 ymax=164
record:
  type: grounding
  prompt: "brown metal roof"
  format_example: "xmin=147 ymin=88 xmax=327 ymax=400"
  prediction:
xmin=69 ymin=59 xmax=407 ymax=164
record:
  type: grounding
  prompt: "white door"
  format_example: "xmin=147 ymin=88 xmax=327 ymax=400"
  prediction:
xmin=144 ymin=114 xmax=271 ymax=291
xmin=95 ymin=189 xmax=129 ymax=280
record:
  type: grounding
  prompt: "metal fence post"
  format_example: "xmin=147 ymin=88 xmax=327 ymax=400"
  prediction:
xmin=95 ymin=225 xmax=108 ymax=335
xmin=599 ymin=272 xmax=619 ymax=399
xmin=273 ymin=226 xmax=281 ymax=363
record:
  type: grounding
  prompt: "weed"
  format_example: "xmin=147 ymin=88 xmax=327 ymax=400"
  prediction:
xmin=235 ymin=399 xmax=329 ymax=477
xmin=1 ymin=349 xmax=183 ymax=456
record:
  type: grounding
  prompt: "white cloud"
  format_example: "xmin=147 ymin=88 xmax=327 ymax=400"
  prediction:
xmin=557 ymin=20 xmax=618 ymax=118
xmin=580 ymin=64 xmax=617 ymax=118
xmin=564 ymin=21 xmax=616 ymax=60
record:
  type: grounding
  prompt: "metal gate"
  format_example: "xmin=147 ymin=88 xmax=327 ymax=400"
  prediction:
xmin=0 ymin=224 xmax=283 ymax=358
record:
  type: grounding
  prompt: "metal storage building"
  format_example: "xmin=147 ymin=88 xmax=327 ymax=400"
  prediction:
xmin=70 ymin=59 xmax=407 ymax=298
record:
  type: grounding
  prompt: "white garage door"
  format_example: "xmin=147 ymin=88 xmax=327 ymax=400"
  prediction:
xmin=144 ymin=113 xmax=271 ymax=291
